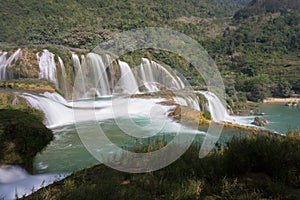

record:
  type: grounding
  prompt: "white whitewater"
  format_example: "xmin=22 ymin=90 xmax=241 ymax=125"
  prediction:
xmin=139 ymin=58 xmax=159 ymax=92
xmin=72 ymin=54 xmax=87 ymax=99
xmin=0 ymin=165 xmax=28 ymax=183
xmin=72 ymin=53 xmax=112 ymax=98
xmin=0 ymin=52 xmax=7 ymax=65
xmin=71 ymin=54 xmax=187 ymax=98
xmin=0 ymin=52 xmax=8 ymax=80
xmin=58 ymin=56 xmax=69 ymax=98
xmin=173 ymin=96 xmax=200 ymax=111
xmin=197 ymin=91 xmax=232 ymax=122
xmin=197 ymin=91 xmax=256 ymax=125
xmin=86 ymin=53 xmax=111 ymax=96
xmin=22 ymin=92 xmax=174 ymax=128
xmin=0 ymin=48 xmax=22 ymax=80
xmin=21 ymin=93 xmax=74 ymax=128
xmin=37 ymin=49 xmax=58 ymax=87
xmin=43 ymin=91 xmax=69 ymax=105
xmin=117 ymin=61 xmax=139 ymax=94
xmin=0 ymin=165 xmax=65 ymax=199
xmin=139 ymin=58 xmax=185 ymax=92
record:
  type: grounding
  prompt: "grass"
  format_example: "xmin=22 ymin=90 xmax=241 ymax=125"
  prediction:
xmin=24 ymin=131 xmax=300 ymax=199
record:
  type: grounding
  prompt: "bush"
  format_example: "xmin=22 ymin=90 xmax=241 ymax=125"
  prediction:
xmin=25 ymin=132 xmax=300 ymax=199
xmin=202 ymin=111 xmax=212 ymax=120
xmin=224 ymin=135 xmax=300 ymax=186
xmin=0 ymin=108 xmax=53 ymax=173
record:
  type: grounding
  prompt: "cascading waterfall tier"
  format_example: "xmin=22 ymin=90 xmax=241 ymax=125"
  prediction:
xmin=72 ymin=53 xmax=113 ymax=98
xmin=0 ymin=48 xmax=188 ymax=100
xmin=21 ymin=92 xmax=74 ymax=128
xmin=0 ymin=48 xmax=68 ymax=95
xmin=72 ymin=54 xmax=186 ymax=99
xmin=1 ymin=50 xmax=245 ymax=125
xmin=197 ymin=91 xmax=231 ymax=122
xmin=0 ymin=48 xmax=22 ymax=80
xmin=58 ymin=56 xmax=69 ymax=98
xmin=117 ymin=60 xmax=139 ymax=94
xmin=37 ymin=49 xmax=59 ymax=87
xmin=139 ymin=58 xmax=185 ymax=92
xmin=36 ymin=49 xmax=70 ymax=96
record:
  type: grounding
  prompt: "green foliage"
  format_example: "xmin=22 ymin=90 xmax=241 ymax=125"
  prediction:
xmin=203 ymin=111 xmax=212 ymax=120
xmin=0 ymin=107 xmax=53 ymax=173
xmin=234 ymin=0 xmax=300 ymax=19
xmin=0 ymin=0 xmax=249 ymax=47
xmin=224 ymin=134 xmax=300 ymax=186
xmin=1 ymin=0 xmax=299 ymax=99
xmin=25 ymin=132 xmax=300 ymax=199
xmin=245 ymin=74 xmax=272 ymax=101
xmin=2 ymin=104 xmax=45 ymax=122
xmin=206 ymin=6 xmax=300 ymax=98
xmin=276 ymin=78 xmax=292 ymax=97
xmin=234 ymin=74 xmax=273 ymax=102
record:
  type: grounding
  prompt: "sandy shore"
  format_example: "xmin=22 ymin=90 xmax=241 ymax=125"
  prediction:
xmin=263 ymin=97 xmax=300 ymax=103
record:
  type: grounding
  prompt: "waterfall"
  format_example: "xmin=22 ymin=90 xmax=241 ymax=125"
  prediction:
xmin=72 ymin=54 xmax=87 ymax=99
xmin=197 ymin=91 xmax=232 ymax=122
xmin=72 ymin=53 xmax=112 ymax=98
xmin=0 ymin=165 xmax=65 ymax=199
xmin=139 ymin=58 xmax=185 ymax=92
xmin=71 ymin=54 xmax=187 ymax=98
xmin=173 ymin=96 xmax=200 ymax=111
xmin=0 ymin=48 xmax=22 ymax=80
xmin=58 ymin=56 xmax=69 ymax=98
xmin=105 ymin=54 xmax=114 ymax=87
xmin=117 ymin=61 xmax=139 ymax=94
xmin=86 ymin=53 xmax=111 ymax=96
xmin=21 ymin=93 xmax=74 ymax=128
xmin=37 ymin=49 xmax=58 ymax=87
xmin=43 ymin=91 xmax=69 ymax=104
xmin=21 ymin=92 xmax=176 ymax=128
xmin=139 ymin=58 xmax=158 ymax=92
xmin=0 ymin=52 xmax=8 ymax=80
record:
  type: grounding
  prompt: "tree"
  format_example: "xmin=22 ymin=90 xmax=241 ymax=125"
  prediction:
xmin=277 ymin=78 xmax=292 ymax=97
xmin=245 ymin=74 xmax=272 ymax=102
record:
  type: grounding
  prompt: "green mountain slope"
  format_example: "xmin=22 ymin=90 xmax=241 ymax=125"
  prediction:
xmin=206 ymin=0 xmax=300 ymax=101
xmin=1 ymin=0 xmax=300 ymax=102
xmin=234 ymin=0 xmax=300 ymax=19
xmin=0 ymin=0 xmax=250 ymax=46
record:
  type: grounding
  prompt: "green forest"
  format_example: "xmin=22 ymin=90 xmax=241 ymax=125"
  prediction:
xmin=1 ymin=0 xmax=300 ymax=103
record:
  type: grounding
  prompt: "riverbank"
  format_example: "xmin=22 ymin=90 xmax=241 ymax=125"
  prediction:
xmin=263 ymin=97 xmax=300 ymax=103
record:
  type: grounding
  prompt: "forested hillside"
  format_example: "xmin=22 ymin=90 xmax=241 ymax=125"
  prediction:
xmin=1 ymin=0 xmax=300 ymax=103
xmin=206 ymin=0 xmax=300 ymax=102
xmin=0 ymin=0 xmax=249 ymax=47
xmin=234 ymin=0 xmax=300 ymax=19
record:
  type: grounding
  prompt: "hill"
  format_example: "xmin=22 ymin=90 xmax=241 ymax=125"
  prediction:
xmin=234 ymin=0 xmax=300 ymax=19
xmin=204 ymin=1 xmax=300 ymax=101
xmin=0 ymin=0 xmax=250 ymax=47
xmin=1 ymin=0 xmax=300 ymax=103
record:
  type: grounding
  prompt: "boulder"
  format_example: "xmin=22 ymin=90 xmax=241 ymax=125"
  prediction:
xmin=251 ymin=117 xmax=268 ymax=127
